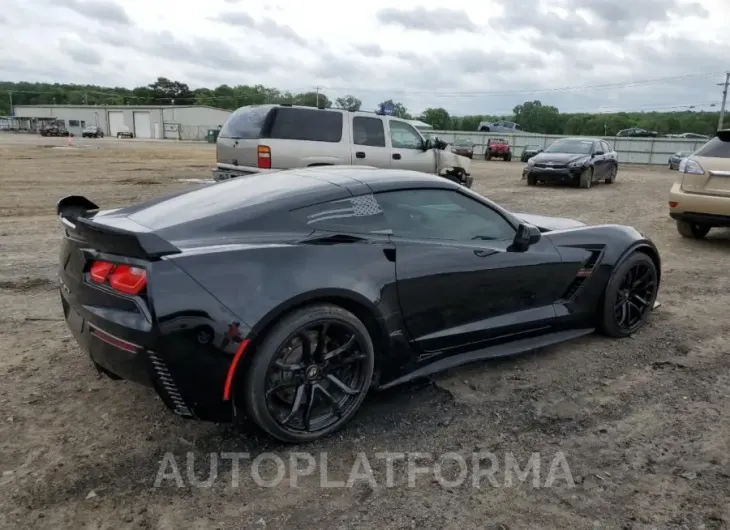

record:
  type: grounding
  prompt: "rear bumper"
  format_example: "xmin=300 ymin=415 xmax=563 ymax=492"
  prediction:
xmin=212 ymin=164 xmax=276 ymax=181
xmin=60 ymin=288 xmax=234 ymax=422
xmin=668 ymin=182 xmax=730 ymax=223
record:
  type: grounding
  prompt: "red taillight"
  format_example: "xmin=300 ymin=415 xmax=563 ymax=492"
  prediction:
xmin=257 ymin=145 xmax=271 ymax=169
xmin=90 ymin=260 xmax=114 ymax=283
xmin=669 ymin=201 xmax=678 ymax=208
xmin=88 ymin=260 xmax=147 ymax=295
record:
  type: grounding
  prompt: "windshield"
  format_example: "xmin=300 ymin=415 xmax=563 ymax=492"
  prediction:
xmin=453 ymin=138 xmax=472 ymax=146
xmin=544 ymin=139 xmax=594 ymax=154
xmin=525 ymin=145 xmax=541 ymax=149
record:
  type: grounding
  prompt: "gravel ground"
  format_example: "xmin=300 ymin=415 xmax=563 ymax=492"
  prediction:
xmin=1 ymin=134 xmax=729 ymax=530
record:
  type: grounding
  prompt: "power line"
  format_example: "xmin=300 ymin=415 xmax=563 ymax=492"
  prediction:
xmin=320 ymin=71 xmax=724 ymax=96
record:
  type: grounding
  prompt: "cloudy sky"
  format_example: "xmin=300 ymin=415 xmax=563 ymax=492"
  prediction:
xmin=0 ymin=0 xmax=728 ymax=115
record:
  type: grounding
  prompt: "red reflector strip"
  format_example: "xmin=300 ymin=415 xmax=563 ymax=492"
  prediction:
xmin=90 ymin=326 xmax=139 ymax=353
xmin=669 ymin=201 xmax=678 ymax=208
xmin=576 ymin=268 xmax=593 ymax=278
xmin=223 ymin=338 xmax=250 ymax=401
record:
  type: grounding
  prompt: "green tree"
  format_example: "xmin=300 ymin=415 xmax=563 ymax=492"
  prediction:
xmin=335 ymin=95 xmax=362 ymax=111
xmin=420 ymin=107 xmax=451 ymax=129
xmin=295 ymin=91 xmax=332 ymax=108
xmin=512 ymin=100 xmax=563 ymax=134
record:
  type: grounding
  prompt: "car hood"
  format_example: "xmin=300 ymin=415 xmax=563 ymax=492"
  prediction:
xmin=531 ymin=152 xmax=588 ymax=164
xmin=513 ymin=212 xmax=586 ymax=231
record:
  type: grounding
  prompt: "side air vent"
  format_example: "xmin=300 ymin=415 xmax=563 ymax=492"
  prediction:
xmin=148 ymin=351 xmax=193 ymax=418
xmin=560 ymin=250 xmax=603 ymax=301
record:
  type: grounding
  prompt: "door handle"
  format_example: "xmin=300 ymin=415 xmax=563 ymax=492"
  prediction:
xmin=392 ymin=153 xmax=401 ymax=160
xmin=356 ymin=151 xmax=366 ymax=159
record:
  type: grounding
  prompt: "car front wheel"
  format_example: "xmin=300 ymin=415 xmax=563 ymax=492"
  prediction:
xmin=579 ymin=167 xmax=593 ymax=188
xmin=677 ymin=220 xmax=711 ymax=239
xmin=599 ymin=252 xmax=658 ymax=338
xmin=241 ymin=304 xmax=375 ymax=443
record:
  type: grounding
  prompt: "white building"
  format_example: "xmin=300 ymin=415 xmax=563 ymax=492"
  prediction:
xmin=12 ymin=104 xmax=232 ymax=140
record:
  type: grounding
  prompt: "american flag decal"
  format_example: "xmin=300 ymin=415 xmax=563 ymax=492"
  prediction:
xmin=306 ymin=195 xmax=383 ymax=225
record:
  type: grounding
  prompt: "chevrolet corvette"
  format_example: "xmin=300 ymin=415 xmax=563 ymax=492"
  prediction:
xmin=57 ymin=167 xmax=661 ymax=443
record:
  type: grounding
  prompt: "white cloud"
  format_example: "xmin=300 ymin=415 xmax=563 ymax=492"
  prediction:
xmin=0 ymin=0 xmax=727 ymax=115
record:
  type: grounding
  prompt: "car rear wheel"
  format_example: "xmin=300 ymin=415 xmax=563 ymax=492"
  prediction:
xmin=605 ymin=165 xmax=617 ymax=184
xmin=505 ymin=154 xmax=512 ymax=162
xmin=579 ymin=167 xmax=593 ymax=189
xmin=599 ymin=252 xmax=658 ymax=338
xmin=527 ymin=174 xmax=537 ymax=186
xmin=241 ymin=304 xmax=375 ymax=443
xmin=676 ymin=220 xmax=711 ymax=239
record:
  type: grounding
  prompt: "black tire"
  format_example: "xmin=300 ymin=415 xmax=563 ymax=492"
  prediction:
xmin=486 ymin=153 xmax=492 ymax=161
xmin=676 ymin=220 xmax=711 ymax=239
xmin=605 ymin=165 xmax=617 ymax=184
xmin=527 ymin=174 xmax=537 ymax=186
xmin=599 ymin=252 xmax=658 ymax=338
xmin=579 ymin=167 xmax=593 ymax=189
xmin=505 ymin=154 xmax=512 ymax=162
xmin=242 ymin=304 xmax=375 ymax=443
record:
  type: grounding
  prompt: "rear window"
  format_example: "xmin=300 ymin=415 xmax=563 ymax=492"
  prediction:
xmin=269 ymin=107 xmax=343 ymax=143
xmin=219 ymin=106 xmax=273 ymax=139
xmin=694 ymin=132 xmax=730 ymax=158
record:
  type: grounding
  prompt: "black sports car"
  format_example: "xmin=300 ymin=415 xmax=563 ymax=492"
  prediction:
xmin=523 ymin=137 xmax=619 ymax=188
xmin=57 ymin=167 xmax=661 ymax=443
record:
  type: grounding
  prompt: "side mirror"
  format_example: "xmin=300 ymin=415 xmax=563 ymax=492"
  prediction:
xmin=422 ymin=138 xmax=432 ymax=151
xmin=510 ymin=223 xmax=541 ymax=252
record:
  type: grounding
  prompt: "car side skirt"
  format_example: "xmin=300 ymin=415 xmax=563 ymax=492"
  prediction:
xmin=377 ymin=327 xmax=594 ymax=390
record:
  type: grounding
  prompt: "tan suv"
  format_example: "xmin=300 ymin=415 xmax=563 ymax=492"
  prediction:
xmin=668 ymin=130 xmax=730 ymax=238
xmin=212 ymin=104 xmax=472 ymax=187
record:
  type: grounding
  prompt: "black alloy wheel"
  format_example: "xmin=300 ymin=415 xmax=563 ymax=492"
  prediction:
xmin=242 ymin=304 xmax=374 ymax=443
xmin=599 ymin=253 xmax=658 ymax=338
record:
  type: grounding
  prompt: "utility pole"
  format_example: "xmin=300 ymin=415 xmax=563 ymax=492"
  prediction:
xmin=315 ymin=86 xmax=320 ymax=107
xmin=8 ymin=91 xmax=12 ymax=116
xmin=718 ymin=72 xmax=729 ymax=130
xmin=84 ymin=92 xmax=88 ymax=105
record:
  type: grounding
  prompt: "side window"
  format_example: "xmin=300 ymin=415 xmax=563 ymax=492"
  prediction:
xmin=389 ymin=121 xmax=423 ymax=149
xmin=514 ymin=124 xmax=522 ymax=130
xmin=291 ymin=194 xmax=390 ymax=234
xmin=69 ymin=120 xmax=80 ymax=127
xmin=602 ymin=141 xmax=612 ymax=153
xmin=376 ymin=189 xmax=516 ymax=242
xmin=270 ymin=108 xmax=343 ymax=143
xmin=353 ymin=117 xmax=386 ymax=147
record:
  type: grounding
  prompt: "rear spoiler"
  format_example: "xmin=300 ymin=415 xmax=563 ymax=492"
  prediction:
xmin=57 ymin=195 xmax=181 ymax=260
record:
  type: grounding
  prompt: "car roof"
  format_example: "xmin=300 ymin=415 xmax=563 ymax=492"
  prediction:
xmin=294 ymin=166 xmax=458 ymax=193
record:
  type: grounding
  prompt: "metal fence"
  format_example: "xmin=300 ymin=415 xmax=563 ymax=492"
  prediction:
xmin=429 ymin=131 xmax=708 ymax=165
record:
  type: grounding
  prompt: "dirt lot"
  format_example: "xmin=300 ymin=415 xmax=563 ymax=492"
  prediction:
xmin=1 ymin=134 xmax=728 ymax=530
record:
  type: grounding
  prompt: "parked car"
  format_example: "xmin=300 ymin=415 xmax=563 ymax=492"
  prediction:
xmin=616 ymin=127 xmax=658 ymax=138
xmin=82 ymin=125 xmax=104 ymax=138
xmin=40 ymin=124 xmax=72 ymax=137
xmin=668 ymin=151 xmax=690 ymax=170
xmin=213 ymin=104 xmax=472 ymax=187
xmin=450 ymin=138 xmax=474 ymax=159
xmin=116 ymin=126 xmax=134 ymax=139
xmin=485 ymin=138 xmax=512 ymax=161
xmin=56 ymin=167 xmax=661 ymax=442
xmin=477 ymin=120 xmax=523 ymax=133
xmin=523 ymin=137 xmax=618 ymax=188
xmin=668 ymin=129 xmax=730 ymax=239
xmin=676 ymin=133 xmax=710 ymax=140
xmin=521 ymin=144 xmax=543 ymax=162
